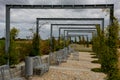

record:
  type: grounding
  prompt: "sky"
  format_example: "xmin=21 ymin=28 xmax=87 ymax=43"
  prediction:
xmin=0 ymin=0 xmax=120 ymax=40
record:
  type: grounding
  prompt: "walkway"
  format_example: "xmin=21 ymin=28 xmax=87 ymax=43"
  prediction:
xmin=31 ymin=51 xmax=106 ymax=80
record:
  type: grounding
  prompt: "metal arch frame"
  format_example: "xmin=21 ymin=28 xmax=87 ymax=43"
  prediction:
xmin=65 ymin=30 xmax=96 ymax=33
xmin=37 ymin=18 xmax=104 ymax=31
xmin=67 ymin=34 xmax=88 ymax=45
xmin=57 ymin=24 xmax=99 ymax=39
xmin=37 ymin=18 xmax=103 ymax=50
xmin=6 ymin=4 xmax=114 ymax=57
xmin=56 ymin=24 xmax=99 ymax=45
xmin=37 ymin=18 xmax=102 ymax=52
xmin=64 ymin=29 xmax=96 ymax=39
xmin=64 ymin=30 xmax=96 ymax=47
xmin=66 ymin=34 xmax=88 ymax=44
xmin=67 ymin=34 xmax=89 ymax=42
xmin=63 ymin=29 xmax=96 ymax=38
xmin=51 ymin=24 xmax=98 ymax=51
xmin=37 ymin=18 xmax=104 ymax=34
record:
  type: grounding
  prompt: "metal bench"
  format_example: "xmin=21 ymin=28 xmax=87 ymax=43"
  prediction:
xmin=32 ymin=56 xmax=49 ymax=75
xmin=0 ymin=65 xmax=23 ymax=80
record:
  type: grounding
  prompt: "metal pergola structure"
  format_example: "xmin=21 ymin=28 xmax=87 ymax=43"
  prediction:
xmin=64 ymin=30 xmax=96 ymax=47
xmin=51 ymin=24 xmax=98 ymax=51
xmin=56 ymin=24 xmax=98 ymax=45
xmin=37 ymin=18 xmax=103 ymax=50
xmin=67 ymin=34 xmax=88 ymax=45
xmin=67 ymin=34 xmax=89 ymax=46
xmin=64 ymin=30 xmax=96 ymax=38
xmin=56 ymin=24 xmax=99 ymax=39
xmin=37 ymin=18 xmax=104 ymax=37
xmin=6 ymin=4 xmax=114 ymax=59
xmin=37 ymin=18 xmax=104 ymax=31
xmin=51 ymin=26 xmax=97 ymax=50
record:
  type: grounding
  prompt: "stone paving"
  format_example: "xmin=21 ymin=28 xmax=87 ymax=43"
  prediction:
xmin=31 ymin=52 xmax=106 ymax=80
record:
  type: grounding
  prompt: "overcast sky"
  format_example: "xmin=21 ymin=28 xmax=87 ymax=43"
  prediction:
xmin=0 ymin=0 xmax=120 ymax=39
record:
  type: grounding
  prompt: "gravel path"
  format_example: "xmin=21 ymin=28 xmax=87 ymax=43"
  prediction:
xmin=31 ymin=52 xmax=106 ymax=80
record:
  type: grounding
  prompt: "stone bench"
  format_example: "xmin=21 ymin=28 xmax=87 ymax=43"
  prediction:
xmin=49 ymin=47 xmax=71 ymax=65
xmin=0 ymin=65 xmax=24 ymax=80
xmin=32 ymin=56 xmax=49 ymax=75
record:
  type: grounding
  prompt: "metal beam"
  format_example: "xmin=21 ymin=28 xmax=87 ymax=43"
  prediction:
xmin=65 ymin=30 xmax=96 ymax=33
xmin=6 ymin=4 xmax=113 ymax=9
xmin=53 ymin=24 xmax=98 ymax=48
xmin=64 ymin=29 xmax=95 ymax=48
xmin=37 ymin=18 xmax=104 ymax=20
xmin=67 ymin=35 xmax=88 ymax=37
xmin=57 ymin=24 xmax=98 ymax=41
xmin=66 ymin=34 xmax=89 ymax=47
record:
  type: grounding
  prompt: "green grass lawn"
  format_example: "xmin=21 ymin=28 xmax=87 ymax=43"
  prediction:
xmin=70 ymin=44 xmax=92 ymax=52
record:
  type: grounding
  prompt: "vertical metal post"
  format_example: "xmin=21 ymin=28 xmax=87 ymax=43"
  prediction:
xmin=64 ymin=30 xmax=66 ymax=48
xmin=74 ymin=36 xmax=76 ymax=43
xmin=110 ymin=5 xmax=114 ymax=25
xmin=36 ymin=19 xmax=39 ymax=36
xmin=70 ymin=36 xmax=72 ymax=44
xmin=58 ymin=28 xmax=61 ymax=46
xmin=66 ymin=31 xmax=68 ymax=46
xmin=66 ymin=31 xmax=69 ymax=53
xmin=86 ymin=35 xmax=89 ymax=48
xmin=50 ymin=25 xmax=53 ymax=52
xmin=102 ymin=19 xmax=104 ymax=32
xmin=79 ymin=36 xmax=81 ymax=45
xmin=82 ymin=35 xmax=85 ymax=47
xmin=6 ymin=6 xmax=10 ymax=65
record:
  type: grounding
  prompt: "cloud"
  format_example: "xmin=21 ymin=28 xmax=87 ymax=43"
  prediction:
xmin=0 ymin=0 xmax=119 ymax=39
xmin=0 ymin=22 xmax=5 ymax=37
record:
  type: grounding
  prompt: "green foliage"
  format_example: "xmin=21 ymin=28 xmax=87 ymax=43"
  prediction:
xmin=0 ymin=40 xmax=7 ymax=65
xmin=29 ymin=33 xmax=40 ymax=56
xmin=9 ymin=27 xmax=20 ymax=65
xmin=82 ymin=36 xmax=86 ymax=47
xmin=10 ymin=27 xmax=19 ymax=40
xmin=0 ymin=40 xmax=5 ymax=55
xmin=59 ymin=36 xmax=64 ymax=49
xmin=106 ymin=18 xmax=120 ymax=80
xmin=52 ymin=36 xmax=56 ymax=52
xmin=92 ymin=17 xmax=120 ymax=79
xmin=54 ymin=40 xmax=60 ymax=51
xmin=78 ymin=36 xmax=81 ymax=44
xmin=74 ymin=36 xmax=77 ymax=43
xmin=17 ymin=41 xmax=32 ymax=61
xmin=0 ymin=54 xmax=7 ymax=65
xmin=0 ymin=27 xmax=21 ymax=65
xmin=40 ymin=39 xmax=50 ymax=55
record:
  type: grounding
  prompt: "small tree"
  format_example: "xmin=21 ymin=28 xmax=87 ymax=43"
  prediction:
xmin=59 ymin=35 xmax=64 ymax=49
xmin=9 ymin=27 xmax=19 ymax=65
xmin=29 ymin=33 xmax=40 ymax=56
xmin=79 ymin=36 xmax=81 ymax=44
xmin=82 ymin=36 xmax=85 ymax=47
xmin=74 ymin=36 xmax=77 ymax=43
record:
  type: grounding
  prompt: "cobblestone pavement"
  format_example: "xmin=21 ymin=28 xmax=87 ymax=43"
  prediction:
xmin=31 ymin=52 xmax=106 ymax=80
